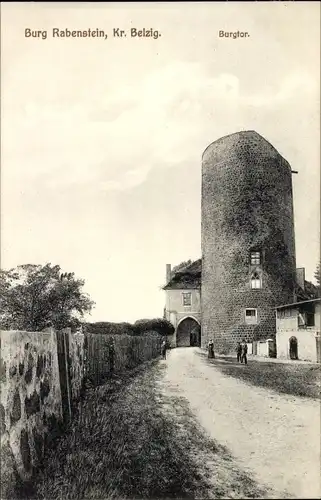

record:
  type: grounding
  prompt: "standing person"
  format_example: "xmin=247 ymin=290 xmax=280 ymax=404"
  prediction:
xmin=208 ymin=339 xmax=214 ymax=358
xmin=236 ymin=341 xmax=242 ymax=363
xmin=240 ymin=339 xmax=248 ymax=365
xmin=161 ymin=340 xmax=167 ymax=360
xmin=109 ymin=337 xmax=115 ymax=374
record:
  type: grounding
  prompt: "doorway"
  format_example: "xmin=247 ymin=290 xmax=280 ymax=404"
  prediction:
xmin=176 ymin=318 xmax=201 ymax=347
xmin=289 ymin=336 xmax=298 ymax=360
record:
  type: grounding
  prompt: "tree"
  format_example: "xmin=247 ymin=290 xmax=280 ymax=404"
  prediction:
xmin=314 ymin=263 xmax=320 ymax=287
xmin=0 ymin=263 xmax=94 ymax=331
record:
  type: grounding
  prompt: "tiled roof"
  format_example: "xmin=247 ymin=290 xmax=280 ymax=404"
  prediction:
xmin=163 ymin=259 xmax=201 ymax=290
xmin=294 ymin=281 xmax=320 ymax=301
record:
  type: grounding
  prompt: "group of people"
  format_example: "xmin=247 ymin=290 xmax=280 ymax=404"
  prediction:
xmin=162 ymin=338 xmax=248 ymax=364
xmin=207 ymin=338 xmax=248 ymax=365
xmin=236 ymin=339 xmax=248 ymax=365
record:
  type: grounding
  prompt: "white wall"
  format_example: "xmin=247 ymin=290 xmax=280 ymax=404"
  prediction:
xmin=257 ymin=341 xmax=268 ymax=357
xmin=277 ymin=329 xmax=319 ymax=362
xmin=276 ymin=307 xmax=298 ymax=332
xmin=164 ymin=288 xmax=201 ymax=347
xmin=276 ymin=302 xmax=320 ymax=362
xmin=165 ymin=289 xmax=201 ymax=321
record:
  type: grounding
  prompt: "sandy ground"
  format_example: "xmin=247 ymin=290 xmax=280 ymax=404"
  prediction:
xmin=158 ymin=348 xmax=321 ymax=499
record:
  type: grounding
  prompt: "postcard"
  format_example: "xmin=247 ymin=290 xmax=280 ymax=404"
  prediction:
xmin=1 ymin=2 xmax=320 ymax=499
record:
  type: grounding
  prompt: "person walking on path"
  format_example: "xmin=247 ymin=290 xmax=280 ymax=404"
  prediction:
xmin=161 ymin=340 xmax=167 ymax=360
xmin=236 ymin=341 xmax=242 ymax=363
xmin=109 ymin=337 xmax=115 ymax=374
xmin=208 ymin=339 xmax=215 ymax=358
xmin=240 ymin=339 xmax=248 ymax=365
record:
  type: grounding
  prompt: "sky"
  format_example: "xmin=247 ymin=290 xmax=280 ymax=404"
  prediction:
xmin=1 ymin=2 xmax=320 ymax=323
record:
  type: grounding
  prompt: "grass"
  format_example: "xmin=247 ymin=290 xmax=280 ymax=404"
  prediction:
xmin=201 ymin=353 xmax=321 ymax=399
xmin=27 ymin=359 xmax=275 ymax=500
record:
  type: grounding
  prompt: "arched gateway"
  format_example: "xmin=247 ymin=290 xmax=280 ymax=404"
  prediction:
xmin=176 ymin=317 xmax=201 ymax=347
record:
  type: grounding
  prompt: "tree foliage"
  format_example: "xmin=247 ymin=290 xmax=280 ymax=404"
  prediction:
xmin=84 ymin=322 xmax=134 ymax=336
xmin=314 ymin=263 xmax=320 ymax=287
xmin=0 ymin=264 xmax=94 ymax=331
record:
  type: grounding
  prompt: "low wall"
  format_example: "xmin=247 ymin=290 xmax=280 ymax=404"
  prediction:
xmin=0 ymin=327 xmax=163 ymax=496
xmin=0 ymin=329 xmax=63 ymax=497
xmin=85 ymin=331 xmax=162 ymax=384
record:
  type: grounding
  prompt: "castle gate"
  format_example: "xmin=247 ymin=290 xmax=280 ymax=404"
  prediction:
xmin=176 ymin=318 xmax=201 ymax=347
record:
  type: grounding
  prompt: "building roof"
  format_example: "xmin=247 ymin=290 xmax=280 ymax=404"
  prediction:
xmin=163 ymin=259 xmax=201 ymax=290
xmin=294 ymin=280 xmax=320 ymax=301
xmin=275 ymin=298 xmax=321 ymax=310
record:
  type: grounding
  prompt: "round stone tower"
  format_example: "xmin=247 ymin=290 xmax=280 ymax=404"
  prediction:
xmin=201 ymin=131 xmax=296 ymax=352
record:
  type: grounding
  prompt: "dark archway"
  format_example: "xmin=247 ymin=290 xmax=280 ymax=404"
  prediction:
xmin=289 ymin=336 xmax=298 ymax=360
xmin=176 ymin=318 xmax=201 ymax=347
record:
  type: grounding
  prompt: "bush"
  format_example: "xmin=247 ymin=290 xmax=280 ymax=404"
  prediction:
xmin=84 ymin=322 xmax=135 ymax=336
xmin=84 ymin=319 xmax=175 ymax=338
xmin=134 ymin=318 xmax=175 ymax=337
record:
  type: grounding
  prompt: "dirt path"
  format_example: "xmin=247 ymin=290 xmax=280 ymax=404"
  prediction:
xmin=158 ymin=348 xmax=320 ymax=499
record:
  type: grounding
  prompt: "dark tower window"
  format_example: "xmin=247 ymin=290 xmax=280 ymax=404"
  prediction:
xmin=251 ymin=272 xmax=262 ymax=289
xmin=250 ymin=251 xmax=261 ymax=265
xmin=306 ymin=312 xmax=315 ymax=327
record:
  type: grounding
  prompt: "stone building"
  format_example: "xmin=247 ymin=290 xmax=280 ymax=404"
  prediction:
xmin=201 ymin=130 xmax=298 ymax=352
xmin=163 ymin=131 xmax=318 ymax=354
xmin=163 ymin=258 xmax=317 ymax=351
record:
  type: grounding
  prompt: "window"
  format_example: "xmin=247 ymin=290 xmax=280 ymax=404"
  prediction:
xmin=298 ymin=311 xmax=315 ymax=328
xmin=298 ymin=313 xmax=305 ymax=328
xmin=245 ymin=308 xmax=258 ymax=324
xmin=250 ymin=251 xmax=261 ymax=265
xmin=251 ymin=272 xmax=262 ymax=289
xmin=182 ymin=292 xmax=191 ymax=306
xmin=306 ymin=312 xmax=315 ymax=327
xmin=279 ymin=309 xmax=293 ymax=319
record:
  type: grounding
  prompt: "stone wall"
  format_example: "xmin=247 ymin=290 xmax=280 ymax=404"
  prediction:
xmin=201 ymin=131 xmax=297 ymax=353
xmin=0 ymin=328 xmax=162 ymax=496
xmin=0 ymin=329 xmax=63 ymax=497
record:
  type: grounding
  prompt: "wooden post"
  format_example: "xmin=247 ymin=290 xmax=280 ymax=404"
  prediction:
xmin=63 ymin=330 xmax=72 ymax=422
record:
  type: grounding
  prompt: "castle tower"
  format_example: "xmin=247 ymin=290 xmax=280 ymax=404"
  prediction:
xmin=201 ymin=131 xmax=296 ymax=352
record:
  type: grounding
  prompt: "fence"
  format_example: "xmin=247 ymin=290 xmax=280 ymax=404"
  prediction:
xmin=84 ymin=331 xmax=162 ymax=385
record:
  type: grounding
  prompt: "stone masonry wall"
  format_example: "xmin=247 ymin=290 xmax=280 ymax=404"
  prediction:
xmin=201 ymin=131 xmax=297 ymax=353
xmin=0 ymin=329 xmax=63 ymax=497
